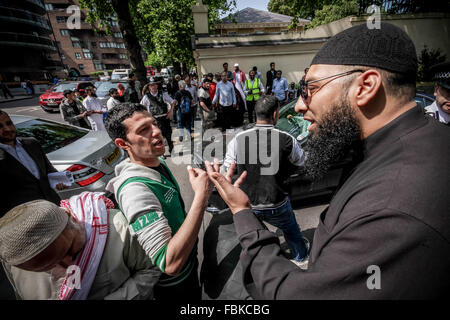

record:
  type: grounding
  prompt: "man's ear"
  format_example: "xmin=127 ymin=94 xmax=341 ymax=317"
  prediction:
xmin=115 ymin=138 xmax=129 ymax=151
xmin=354 ymin=70 xmax=383 ymax=108
xmin=434 ymin=84 xmax=439 ymax=98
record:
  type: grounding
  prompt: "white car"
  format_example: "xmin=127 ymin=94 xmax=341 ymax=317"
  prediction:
xmin=11 ymin=115 xmax=127 ymax=199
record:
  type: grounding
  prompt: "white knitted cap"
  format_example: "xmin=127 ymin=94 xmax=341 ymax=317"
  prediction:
xmin=0 ymin=200 xmax=68 ymax=266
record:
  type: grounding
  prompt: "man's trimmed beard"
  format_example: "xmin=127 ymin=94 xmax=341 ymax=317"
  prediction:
xmin=303 ymin=96 xmax=360 ymax=181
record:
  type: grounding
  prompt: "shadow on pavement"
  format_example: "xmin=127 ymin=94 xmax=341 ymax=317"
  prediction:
xmin=200 ymin=209 xmax=317 ymax=300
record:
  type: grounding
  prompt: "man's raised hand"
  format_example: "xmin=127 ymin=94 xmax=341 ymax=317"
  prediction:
xmin=204 ymin=160 xmax=251 ymax=214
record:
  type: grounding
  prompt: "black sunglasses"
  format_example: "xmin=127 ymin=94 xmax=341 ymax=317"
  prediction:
xmin=299 ymin=69 xmax=364 ymax=101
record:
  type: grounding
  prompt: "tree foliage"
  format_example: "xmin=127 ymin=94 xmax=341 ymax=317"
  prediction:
xmin=136 ymin=0 xmax=235 ymax=70
xmin=306 ymin=0 xmax=359 ymax=30
xmin=417 ymin=45 xmax=447 ymax=82
xmin=79 ymin=0 xmax=235 ymax=77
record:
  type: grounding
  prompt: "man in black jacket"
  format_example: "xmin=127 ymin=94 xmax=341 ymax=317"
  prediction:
xmin=205 ymin=23 xmax=450 ymax=299
xmin=0 ymin=110 xmax=66 ymax=217
xmin=265 ymin=62 xmax=276 ymax=95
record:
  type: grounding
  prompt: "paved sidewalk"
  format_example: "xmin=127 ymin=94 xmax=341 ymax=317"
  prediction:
xmin=0 ymin=95 xmax=34 ymax=104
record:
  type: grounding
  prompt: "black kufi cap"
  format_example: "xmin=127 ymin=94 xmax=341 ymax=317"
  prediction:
xmin=311 ymin=22 xmax=418 ymax=78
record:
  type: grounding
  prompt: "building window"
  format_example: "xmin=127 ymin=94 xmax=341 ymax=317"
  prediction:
xmin=111 ymin=21 xmax=119 ymax=27
xmin=61 ymin=54 xmax=66 ymax=59
xmin=94 ymin=63 xmax=104 ymax=70
xmin=119 ymin=54 xmax=128 ymax=59
xmin=45 ymin=4 xmax=53 ymax=11
xmin=60 ymin=29 xmax=69 ymax=36
xmin=118 ymin=43 xmax=125 ymax=49
xmin=56 ymin=16 xmax=67 ymax=23
xmin=78 ymin=64 xmax=84 ymax=70
xmin=91 ymin=42 xmax=97 ymax=48
xmin=84 ymin=52 xmax=93 ymax=59
xmin=56 ymin=41 xmax=61 ymax=49
xmin=75 ymin=53 xmax=82 ymax=59
xmin=114 ymin=32 xmax=123 ymax=38
xmin=72 ymin=42 xmax=80 ymax=48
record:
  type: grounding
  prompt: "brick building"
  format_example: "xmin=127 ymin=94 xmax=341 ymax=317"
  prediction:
xmin=44 ymin=0 xmax=131 ymax=78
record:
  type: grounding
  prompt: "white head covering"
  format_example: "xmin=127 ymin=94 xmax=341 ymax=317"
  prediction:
xmin=0 ymin=200 xmax=68 ymax=265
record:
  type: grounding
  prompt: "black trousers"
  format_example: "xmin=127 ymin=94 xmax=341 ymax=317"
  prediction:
xmin=246 ymin=100 xmax=256 ymax=123
xmin=218 ymin=105 xmax=235 ymax=131
xmin=156 ymin=117 xmax=174 ymax=153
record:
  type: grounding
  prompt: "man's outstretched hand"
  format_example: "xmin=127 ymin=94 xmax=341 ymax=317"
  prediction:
xmin=204 ymin=160 xmax=251 ymax=214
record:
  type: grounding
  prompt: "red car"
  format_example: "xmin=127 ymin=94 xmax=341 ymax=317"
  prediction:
xmin=39 ymin=81 xmax=95 ymax=112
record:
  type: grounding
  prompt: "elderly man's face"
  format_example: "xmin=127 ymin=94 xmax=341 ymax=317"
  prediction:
xmin=434 ymin=84 xmax=450 ymax=114
xmin=298 ymin=64 xmax=360 ymax=180
xmin=0 ymin=112 xmax=16 ymax=145
xmin=16 ymin=211 xmax=86 ymax=273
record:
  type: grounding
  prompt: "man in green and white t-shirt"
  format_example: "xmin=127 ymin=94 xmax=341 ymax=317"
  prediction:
xmin=105 ymin=103 xmax=213 ymax=300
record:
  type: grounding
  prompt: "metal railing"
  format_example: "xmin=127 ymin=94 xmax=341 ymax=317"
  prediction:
xmin=0 ymin=5 xmax=51 ymax=30
xmin=0 ymin=32 xmax=56 ymax=50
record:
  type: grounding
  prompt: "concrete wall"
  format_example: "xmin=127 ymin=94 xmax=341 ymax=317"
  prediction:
xmin=193 ymin=13 xmax=450 ymax=85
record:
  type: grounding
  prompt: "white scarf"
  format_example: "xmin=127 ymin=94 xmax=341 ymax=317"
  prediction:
xmin=58 ymin=192 xmax=112 ymax=300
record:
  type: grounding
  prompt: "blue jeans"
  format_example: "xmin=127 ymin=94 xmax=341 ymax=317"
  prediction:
xmin=177 ymin=109 xmax=191 ymax=138
xmin=253 ymin=198 xmax=307 ymax=261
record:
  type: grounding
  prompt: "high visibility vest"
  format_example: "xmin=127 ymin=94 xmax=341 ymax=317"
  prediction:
xmin=245 ymin=78 xmax=261 ymax=101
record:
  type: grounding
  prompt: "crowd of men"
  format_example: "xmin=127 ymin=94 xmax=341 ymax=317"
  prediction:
xmin=0 ymin=22 xmax=449 ymax=300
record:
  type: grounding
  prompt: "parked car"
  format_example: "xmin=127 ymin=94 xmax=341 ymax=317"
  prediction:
xmin=11 ymin=115 xmax=127 ymax=199
xmin=414 ymin=92 xmax=434 ymax=110
xmin=112 ymin=68 xmax=132 ymax=80
xmin=95 ymin=80 xmax=130 ymax=105
xmin=39 ymin=81 xmax=95 ymax=112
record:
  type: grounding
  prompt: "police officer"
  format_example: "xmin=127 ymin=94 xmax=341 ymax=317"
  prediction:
xmin=140 ymin=77 xmax=175 ymax=156
xmin=244 ymin=70 xmax=265 ymax=123
xmin=425 ymin=61 xmax=450 ymax=125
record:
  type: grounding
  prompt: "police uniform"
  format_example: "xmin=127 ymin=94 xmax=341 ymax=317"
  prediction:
xmin=424 ymin=61 xmax=450 ymax=125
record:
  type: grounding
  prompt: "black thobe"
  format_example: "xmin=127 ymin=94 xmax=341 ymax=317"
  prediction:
xmin=233 ymin=106 xmax=450 ymax=299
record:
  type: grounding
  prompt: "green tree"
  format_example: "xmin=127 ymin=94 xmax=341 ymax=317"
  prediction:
xmin=137 ymin=0 xmax=235 ymax=74
xmin=268 ymin=0 xmax=329 ymax=20
xmin=306 ymin=0 xmax=359 ymax=30
xmin=79 ymin=0 xmax=235 ymax=79
xmin=78 ymin=0 xmax=147 ymax=87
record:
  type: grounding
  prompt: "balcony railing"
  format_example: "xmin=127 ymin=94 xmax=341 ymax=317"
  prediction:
xmin=0 ymin=32 xmax=56 ymax=51
xmin=0 ymin=6 xmax=51 ymax=31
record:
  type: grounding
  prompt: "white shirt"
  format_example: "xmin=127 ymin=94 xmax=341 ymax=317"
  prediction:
xmin=106 ymin=97 xmax=121 ymax=111
xmin=0 ymin=138 xmax=40 ymax=179
xmin=83 ymin=96 xmax=107 ymax=131
xmin=212 ymin=81 xmax=236 ymax=107
xmin=425 ymin=101 xmax=450 ymax=124
xmin=185 ymin=85 xmax=198 ymax=105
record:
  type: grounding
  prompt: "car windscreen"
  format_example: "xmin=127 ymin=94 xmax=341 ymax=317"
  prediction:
xmin=52 ymin=83 xmax=77 ymax=92
xmin=15 ymin=119 xmax=89 ymax=154
xmin=96 ymin=82 xmax=129 ymax=96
